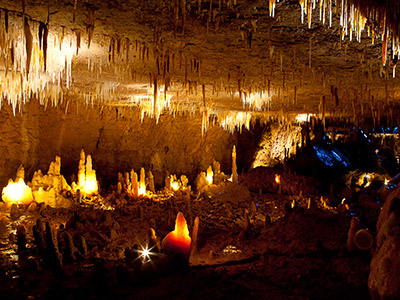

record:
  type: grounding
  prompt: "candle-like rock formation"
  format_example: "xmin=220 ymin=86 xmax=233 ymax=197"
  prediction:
xmin=161 ymin=212 xmax=191 ymax=262
xmin=117 ymin=168 xmax=150 ymax=198
xmin=76 ymin=149 xmax=99 ymax=196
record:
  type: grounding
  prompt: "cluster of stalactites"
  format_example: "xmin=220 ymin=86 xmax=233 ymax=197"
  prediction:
xmin=0 ymin=13 xmax=75 ymax=113
xmin=218 ymin=111 xmax=252 ymax=134
xmin=267 ymin=0 xmax=400 ymax=74
xmin=139 ymin=85 xmax=173 ymax=124
xmin=241 ymin=90 xmax=271 ymax=111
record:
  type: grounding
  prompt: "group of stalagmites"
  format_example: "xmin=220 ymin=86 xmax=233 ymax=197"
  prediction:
xmin=16 ymin=219 xmax=88 ymax=279
xmin=15 ymin=210 xmax=199 ymax=282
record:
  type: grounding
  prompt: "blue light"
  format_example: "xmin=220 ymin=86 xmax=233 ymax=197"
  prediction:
xmin=313 ymin=145 xmax=350 ymax=167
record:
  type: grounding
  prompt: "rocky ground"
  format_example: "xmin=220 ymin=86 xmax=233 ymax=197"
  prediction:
xmin=0 ymin=166 xmax=380 ymax=300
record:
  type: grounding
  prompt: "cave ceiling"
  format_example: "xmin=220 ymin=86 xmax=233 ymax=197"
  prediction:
xmin=0 ymin=0 xmax=399 ymax=128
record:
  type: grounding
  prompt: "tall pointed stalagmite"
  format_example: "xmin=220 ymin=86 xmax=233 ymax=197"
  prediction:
xmin=232 ymin=145 xmax=238 ymax=183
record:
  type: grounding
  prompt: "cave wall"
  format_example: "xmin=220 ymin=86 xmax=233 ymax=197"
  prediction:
xmin=0 ymin=100 xmax=235 ymax=189
xmin=252 ymin=124 xmax=302 ymax=168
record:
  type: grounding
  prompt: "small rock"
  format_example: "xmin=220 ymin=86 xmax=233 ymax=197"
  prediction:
xmin=27 ymin=202 xmax=37 ymax=213
xmin=10 ymin=204 xmax=20 ymax=220
xmin=79 ymin=236 xmax=88 ymax=258
xmin=17 ymin=224 xmax=26 ymax=252
xmin=104 ymin=211 xmax=113 ymax=227
xmin=111 ymin=222 xmax=120 ymax=231
xmin=110 ymin=229 xmax=117 ymax=240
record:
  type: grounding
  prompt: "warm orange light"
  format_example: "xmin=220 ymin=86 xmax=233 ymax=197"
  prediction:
xmin=171 ymin=180 xmax=180 ymax=191
xmin=2 ymin=178 xmax=33 ymax=205
xmin=161 ymin=212 xmax=191 ymax=260
xmin=81 ymin=171 xmax=98 ymax=195
xmin=138 ymin=167 xmax=146 ymax=196
xmin=138 ymin=185 xmax=146 ymax=196
xmin=206 ymin=166 xmax=213 ymax=185
xmin=275 ymin=174 xmax=281 ymax=185
xmin=77 ymin=151 xmax=99 ymax=196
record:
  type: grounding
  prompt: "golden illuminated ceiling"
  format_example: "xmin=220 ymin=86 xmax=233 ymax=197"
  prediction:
xmin=0 ymin=0 xmax=399 ymax=130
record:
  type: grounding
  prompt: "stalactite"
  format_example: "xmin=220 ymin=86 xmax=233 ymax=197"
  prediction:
xmin=86 ymin=6 xmax=95 ymax=49
xmin=76 ymin=30 xmax=81 ymax=55
xmin=24 ymin=17 xmax=33 ymax=78
xmin=4 ymin=9 xmax=8 ymax=33
xmin=43 ymin=23 xmax=48 ymax=71
xmin=126 ymin=38 xmax=130 ymax=61
xmin=73 ymin=0 xmax=78 ymax=23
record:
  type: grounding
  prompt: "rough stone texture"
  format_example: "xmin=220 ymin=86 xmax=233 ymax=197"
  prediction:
xmin=0 ymin=100 xmax=234 ymax=189
xmin=368 ymin=189 xmax=400 ymax=300
xmin=252 ymin=123 xmax=302 ymax=168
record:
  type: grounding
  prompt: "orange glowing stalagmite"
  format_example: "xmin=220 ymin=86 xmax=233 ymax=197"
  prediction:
xmin=161 ymin=212 xmax=191 ymax=261
xmin=275 ymin=174 xmax=281 ymax=185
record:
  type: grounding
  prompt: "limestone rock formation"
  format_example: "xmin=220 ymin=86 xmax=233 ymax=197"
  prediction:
xmin=369 ymin=190 xmax=400 ymax=299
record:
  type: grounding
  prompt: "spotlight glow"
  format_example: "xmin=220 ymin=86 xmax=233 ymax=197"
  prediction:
xmin=138 ymin=246 xmax=153 ymax=264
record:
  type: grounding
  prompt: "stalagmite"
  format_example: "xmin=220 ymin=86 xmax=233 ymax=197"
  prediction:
xmin=45 ymin=222 xmax=64 ymax=278
xmin=148 ymin=228 xmax=161 ymax=253
xmin=139 ymin=167 xmax=146 ymax=196
xmin=64 ymin=231 xmax=77 ymax=261
xmin=232 ymin=145 xmax=238 ymax=183
xmin=162 ymin=212 xmax=191 ymax=261
xmin=132 ymin=171 xmax=139 ymax=197
xmin=148 ymin=171 xmax=155 ymax=193
xmin=347 ymin=216 xmax=360 ymax=253
xmin=190 ymin=216 xmax=200 ymax=256
xmin=17 ymin=224 xmax=26 ymax=252
xmin=33 ymin=219 xmax=46 ymax=256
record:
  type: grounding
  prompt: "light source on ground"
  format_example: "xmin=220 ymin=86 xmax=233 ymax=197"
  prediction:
xmin=77 ymin=150 xmax=99 ymax=196
xmin=138 ymin=168 xmax=146 ymax=196
xmin=2 ymin=178 xmax=33 ymax=205
xmin=206 ymin=166 xmax=213 ymax=185
xmin=138 ymin=246 xmax=152 ymax=264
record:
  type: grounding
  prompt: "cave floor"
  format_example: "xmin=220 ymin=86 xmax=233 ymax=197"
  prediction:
xmin=0 ymin=168 xmax=372 ymax=300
